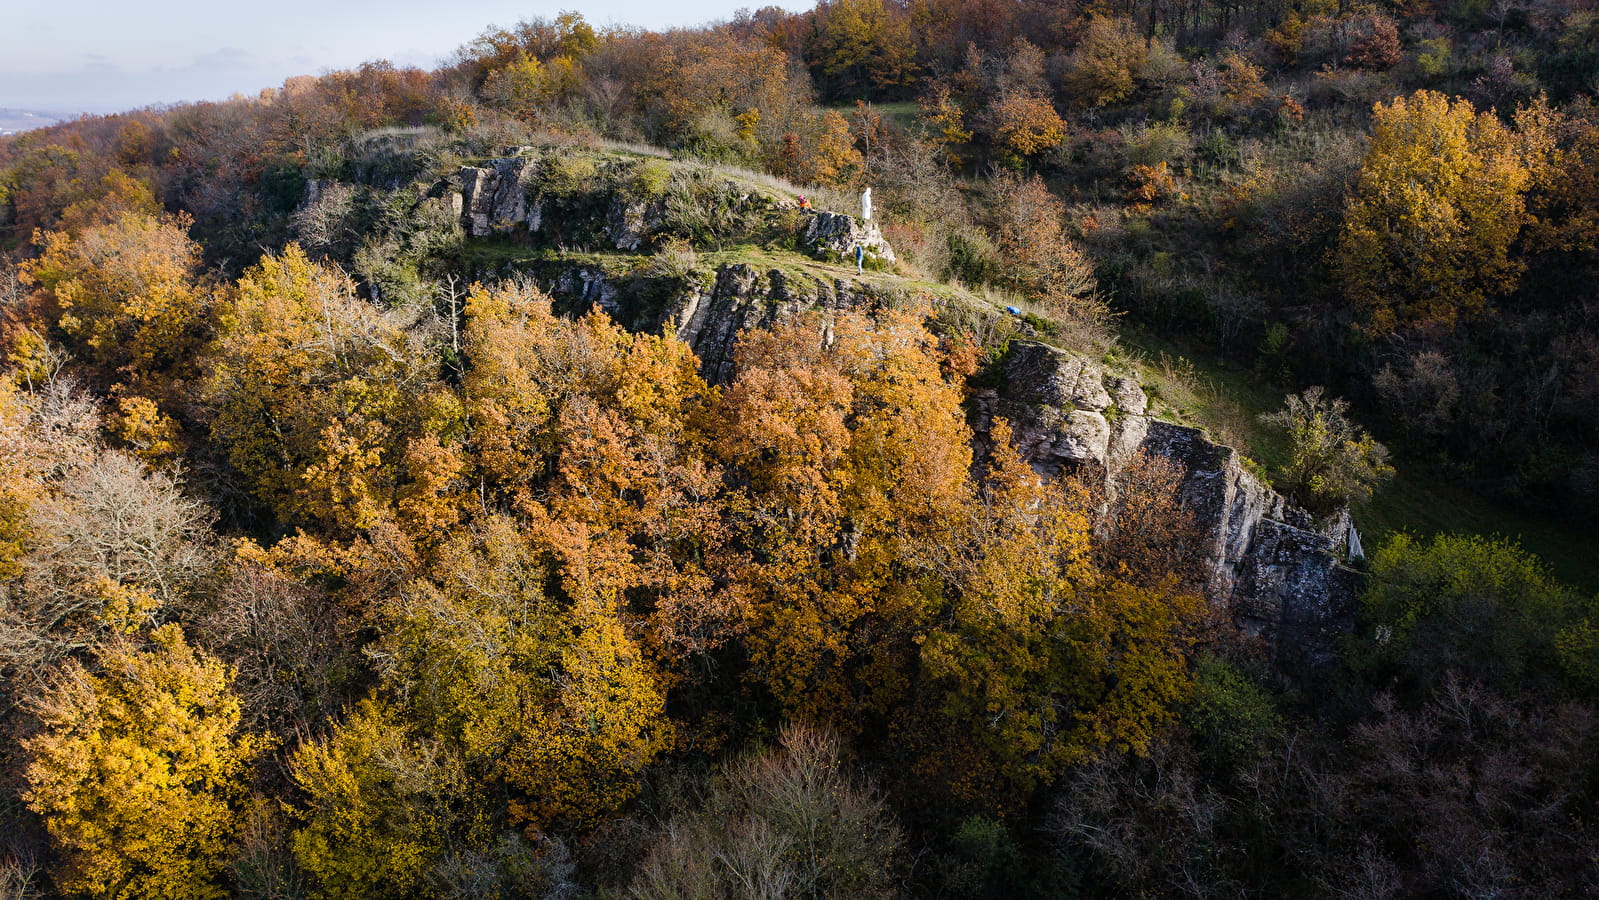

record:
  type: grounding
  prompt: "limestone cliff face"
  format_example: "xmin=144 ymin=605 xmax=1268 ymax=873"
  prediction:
xmin=457 ymin=156 xmax=664 ymax=250
xmin=665 ymin=265 xmax=889 ymax=384
xmin=543 ymin=261 xmax=908 ymax=384
xmin=975 ymin=341 xmax=1362 ymax=669
xmin=454 ymin=152 xmax=902 ymax=262
xmin=459 ymin=157 xmax=539 ymax=237
xmin=442 ymin=152 xmax=1360 ymax=668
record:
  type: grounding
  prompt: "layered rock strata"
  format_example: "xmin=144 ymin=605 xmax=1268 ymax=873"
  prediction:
xmin=974 ymin=341 xmax=1362 ymax=669
xmin=545 ymin=262 xmax=899 ymax=385
xmin=437 ymin=156 xmax=1361 ymax=668
xmin=454 ymin=154 xmax=898 ymax=261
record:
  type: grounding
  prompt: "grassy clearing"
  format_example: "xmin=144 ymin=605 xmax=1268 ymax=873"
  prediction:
xmin=824 ymin=100 xmax=922 ymax=132
xmin=872 ymin=101 xmax=923 ymax=132
xmin=1102 ymin=328 xmax=1283 ymax=460
xmin=1349 ymin=464 xmax=1599 ymax=594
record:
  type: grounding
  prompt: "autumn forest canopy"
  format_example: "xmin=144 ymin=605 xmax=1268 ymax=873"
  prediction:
xmin=1 ymin=0 xmax=1599 ymax=897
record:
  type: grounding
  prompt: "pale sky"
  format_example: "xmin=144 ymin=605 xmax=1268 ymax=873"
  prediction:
xmin=1 ymin=0 xmax=808 ymax=116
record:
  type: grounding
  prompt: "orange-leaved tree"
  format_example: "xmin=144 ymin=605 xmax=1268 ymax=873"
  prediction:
xmin=713 ymin=309 xmax=972 ymax=725
xmin=989 ymin=173 xmax=1104 ymax=332
xmin=460 ymin=280 xmax=734 ymax=660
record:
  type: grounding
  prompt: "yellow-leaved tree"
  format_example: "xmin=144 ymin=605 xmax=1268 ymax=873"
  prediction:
xmin=289 ymin=698 xmax=472 ymax=900
xmin=1336 ymin=90 xmax=1531 ymax=336
xmin=378 ymin=516 xmax=673 ymax=833
xmin=912 ymin=419 xmax=1095 ymax=802
xmin=910 ymin=422 xmax=1204 ymax=808
xmin=1062 ymin=17 xmax=1147 ymax=109
xmin=204 ymin=243 xmax=455 ymax=536
xmin=20 ymin=210 xmax=208 ymax=394
xmin=991 ymin=91 xmax=1066 ymax=160
xmin=23 ymin=624 xmax=262 ymax=900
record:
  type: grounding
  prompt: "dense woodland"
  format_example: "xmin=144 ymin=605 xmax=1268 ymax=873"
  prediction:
xmin=1 ymin=0 xmax=1598 ymax=896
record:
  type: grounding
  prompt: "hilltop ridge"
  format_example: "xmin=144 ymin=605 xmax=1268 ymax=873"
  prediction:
xmin=299 ymin=139 xmax=1364 ymax=665
xmin=0 ymin=108 xmax=64 ymax=136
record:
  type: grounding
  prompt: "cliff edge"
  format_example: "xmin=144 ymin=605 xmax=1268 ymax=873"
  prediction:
xmin=977 ymin=341 xmax=1362 ymax=669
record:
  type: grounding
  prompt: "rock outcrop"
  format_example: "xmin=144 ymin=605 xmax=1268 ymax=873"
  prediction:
xmin=459 ymin=157 xmax=540 ymax=237
xmin=975 ymin=340 xmax=1362 ymax=669
xmin=452 ymin=153 xmax=897 ymax=265
xmin=543 ymin=261 xmax=905 ymax=384
xmin=451 ymin=152 xmax=789 ymax=253
xmin=434 ymin=150 xmax=1360 ymax=669
xmin=802 ymin=211 xmax=897 ymax=265
xmin=457 ymin=158 xmax=675 ymax=250
xmin=667 ymin=265 xmax=899 ymax=384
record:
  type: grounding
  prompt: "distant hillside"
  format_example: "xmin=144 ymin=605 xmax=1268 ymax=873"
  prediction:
xmin=0 ymin=108 xmax=64 ymax=135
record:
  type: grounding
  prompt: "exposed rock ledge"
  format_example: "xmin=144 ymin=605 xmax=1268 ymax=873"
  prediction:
xmin=539 ymin=262 xmax=1360 ymax=668
xmin=973 ymin=340 xmax=1363 ymax=670
xmin=454 ymin=154 xmax=897 ymax=261
xmin=448 ymin=145 xmax=1359 ymax=668
xmin=800 ymin=211 xmax=897 ymax=265
xmin=545 ymin=262 xmax=903 ymax=385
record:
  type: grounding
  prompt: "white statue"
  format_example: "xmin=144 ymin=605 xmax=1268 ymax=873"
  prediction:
xmin=861 ymin=187 xmax=872 ymax=222
xmin=1347 ymin=521 xmax=1364 ymax=562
